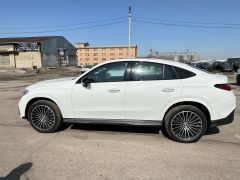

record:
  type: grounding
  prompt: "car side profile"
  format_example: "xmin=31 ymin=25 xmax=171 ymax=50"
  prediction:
xmin=18 ymin=59 xmax=236 ymax=143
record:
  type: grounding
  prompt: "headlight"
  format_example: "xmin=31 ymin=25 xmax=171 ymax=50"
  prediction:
xmin=22 ymin=89 xmax=29 ymax=96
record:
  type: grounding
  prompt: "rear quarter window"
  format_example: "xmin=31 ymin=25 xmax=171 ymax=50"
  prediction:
xmin=174 ymin=67 xmax=196 ymax=79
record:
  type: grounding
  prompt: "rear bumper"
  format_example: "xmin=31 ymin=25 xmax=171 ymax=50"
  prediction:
xmin=211 ymin=110 xmax=235 ymax=127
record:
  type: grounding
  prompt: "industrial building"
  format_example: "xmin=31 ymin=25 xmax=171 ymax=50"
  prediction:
xmin=147 ymin=51 xmax=200 ymax=62
xmin=0 ymin=36 xmax=77 ymax=68
xmin=76 ymin=42 xmax=137 ymax=66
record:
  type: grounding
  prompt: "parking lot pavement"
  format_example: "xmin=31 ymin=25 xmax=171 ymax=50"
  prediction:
xmin=0 ymin=79 xmax=240 ymax=180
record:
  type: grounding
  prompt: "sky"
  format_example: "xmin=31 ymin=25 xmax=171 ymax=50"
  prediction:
xmin=1 ymin=0 xmax=240 ymax=59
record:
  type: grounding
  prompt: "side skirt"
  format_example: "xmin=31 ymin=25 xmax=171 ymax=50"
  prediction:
xmin=63 ymin=118 xmax=162 ymax=127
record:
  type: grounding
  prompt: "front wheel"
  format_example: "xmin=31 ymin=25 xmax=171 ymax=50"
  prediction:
xmin=164 ymin=105 xmax=207 ymax=143
xmin=28 ymin=100 xmax=63 ymax=133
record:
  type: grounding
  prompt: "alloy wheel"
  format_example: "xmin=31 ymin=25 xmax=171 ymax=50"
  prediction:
xmin=30 ymin=105 xmax=56 ymax=131
xmin=171 ymin=111 xmax=203 ymax=141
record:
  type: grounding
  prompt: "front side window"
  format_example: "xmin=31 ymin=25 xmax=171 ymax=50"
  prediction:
xmin=133 ymin=62 xmax=178 ymax=81
xmin=85 ymin=62 xmax=128 ymax=83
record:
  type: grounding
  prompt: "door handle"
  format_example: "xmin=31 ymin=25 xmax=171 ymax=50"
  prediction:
xmin=108 ymin=88 xmax=120 ymax=93
xmin=162 ymin=88 xmax=175 ymax=92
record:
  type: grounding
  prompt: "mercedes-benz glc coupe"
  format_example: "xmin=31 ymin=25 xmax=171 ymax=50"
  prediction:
xmin=18 ymin=59 xmax=236 ymax=143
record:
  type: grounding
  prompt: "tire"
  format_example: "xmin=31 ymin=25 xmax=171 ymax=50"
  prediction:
xmin=236 ymin=74 xmax=240 ymax=84
xmin=164 ymin=105 xmax=207 ymax=143
xmin=28 ymin=100 xmax=63 ymax=133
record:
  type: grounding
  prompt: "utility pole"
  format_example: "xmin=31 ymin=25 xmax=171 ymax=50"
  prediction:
xmin=128 ymin=6 xmax=132 ymax=58
xmin=186 ymin=48 xmax=190 ymax=61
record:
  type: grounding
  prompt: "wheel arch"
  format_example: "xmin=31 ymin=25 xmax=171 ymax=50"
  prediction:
xmin=25 ymin=97 xmax=61 ymax=119
xmin=162 ymin=101 xmax=211 ymax=127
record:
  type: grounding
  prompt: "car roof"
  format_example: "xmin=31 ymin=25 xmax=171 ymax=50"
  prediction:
xmin=100 ymin=58 xmax=191 ymax=69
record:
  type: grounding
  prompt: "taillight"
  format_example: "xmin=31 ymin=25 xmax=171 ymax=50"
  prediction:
xmin=214 ymin=83 xmax=231 ymax=91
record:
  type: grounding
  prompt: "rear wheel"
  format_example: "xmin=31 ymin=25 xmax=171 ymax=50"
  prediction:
xmin=164 ymin=105 xmax=207 ymax=143
xmin=28 ymin=100 xmax=63 ymax=133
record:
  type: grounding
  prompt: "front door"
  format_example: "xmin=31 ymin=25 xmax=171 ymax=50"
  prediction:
xmin=72 ymin=62 xmax=129 ymax=119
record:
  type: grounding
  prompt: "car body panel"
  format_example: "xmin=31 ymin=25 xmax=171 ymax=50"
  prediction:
xmin=125 ymin=79 xmax=183 ymax=120
xmin=71 ymin=82 xmax=127 ymax=119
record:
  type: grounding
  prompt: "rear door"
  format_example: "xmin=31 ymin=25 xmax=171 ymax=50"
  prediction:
xmin=125 ymin=61 xmax=183 ymax=121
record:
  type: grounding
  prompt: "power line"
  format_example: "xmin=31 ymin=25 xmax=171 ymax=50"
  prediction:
xmin=0 ymin=20 xmax=128 ymax=35
xmin=134 ymin=16 xmax=240 ymax=26
xmin=132 ymin=19 xmax=240 ymax=30
xmin=0 ymin=16 xmax=127 ymax=30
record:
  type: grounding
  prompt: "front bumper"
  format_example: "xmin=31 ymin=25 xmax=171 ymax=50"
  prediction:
xmin=18 ymin=96 xmax=28 ymax=119
xmin=211 ymin=110 xmax=235 ymax=127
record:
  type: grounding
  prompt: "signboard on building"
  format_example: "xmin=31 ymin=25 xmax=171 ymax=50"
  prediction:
xmin=16 ymin=42 xmax=40 ymax=52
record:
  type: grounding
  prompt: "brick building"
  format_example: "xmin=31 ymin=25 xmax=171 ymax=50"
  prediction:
xmin=76 ymin=42 xmax=137 ymax=66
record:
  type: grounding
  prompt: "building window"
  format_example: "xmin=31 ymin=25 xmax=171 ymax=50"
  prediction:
xmin=110 ymin=53 xmax=115 ymax=56
xmin=85 ymin=49 xmax=89 ymax=52
xmin=93 ymin=49 xmax=97 ymax=51
xmin=102 ymin=58 xmax=106 ymax=61
xmin=119 ymin=53 xmax=124 ymax=56
xmin=110 ymin=48 xmax=115 ymax=51
xmin=102 ymin=48 xmax=106 ymax=52
xmin=86 ymin=58 xmax=90 ymax=61
xmin=94 ymin=58 xmax=98 ymax=61
xmin=93 ymin=53 xmax=98 ymax=56
xmin=110 ymin=58 xmax=115 ymax=60
xmin=85 ymin=53 xmax=89 ymax=56
xmin=119 ymin=48 xmax=124 ymax=51
xmin=102 ymin=53 xmax=106 ymax=56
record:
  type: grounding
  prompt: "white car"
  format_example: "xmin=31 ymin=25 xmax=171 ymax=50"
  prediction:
xmin=18 ymin=59 xmax=236 ymax=143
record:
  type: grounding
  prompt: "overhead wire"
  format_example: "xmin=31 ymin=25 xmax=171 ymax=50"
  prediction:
xmin=0 ymin=20 xmax=128 ymax=35
xmin=134 ymin=16 xmax=240 ymax=26
xmin=132 ymin=19 xmax=240 ymax=30
xmin=0 ymin=16 xmax=128 ymax=30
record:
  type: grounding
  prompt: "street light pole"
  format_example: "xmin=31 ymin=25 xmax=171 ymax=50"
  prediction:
xmin=128 ymin=6 xmax=132 ymax=58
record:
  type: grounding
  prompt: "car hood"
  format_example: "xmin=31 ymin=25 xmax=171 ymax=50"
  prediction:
xmin=26 ymin=77 xmax=77 ymax=90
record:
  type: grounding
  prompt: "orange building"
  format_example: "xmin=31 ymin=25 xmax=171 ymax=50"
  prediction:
xmin=76 ymin=42 xmax=137 ymax=66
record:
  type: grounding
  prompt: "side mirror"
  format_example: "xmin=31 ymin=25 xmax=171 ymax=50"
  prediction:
xmin=81 ymin=77 xmax=93 ymax=87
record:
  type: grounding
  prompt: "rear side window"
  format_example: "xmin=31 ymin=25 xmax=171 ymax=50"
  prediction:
xmin=174 ymin=67 xmax=196 ymax=79
xmin=132 ymin=62 xmax=178 ymax=81
xmin=133 ymin=62 xmax=164 ymax=81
